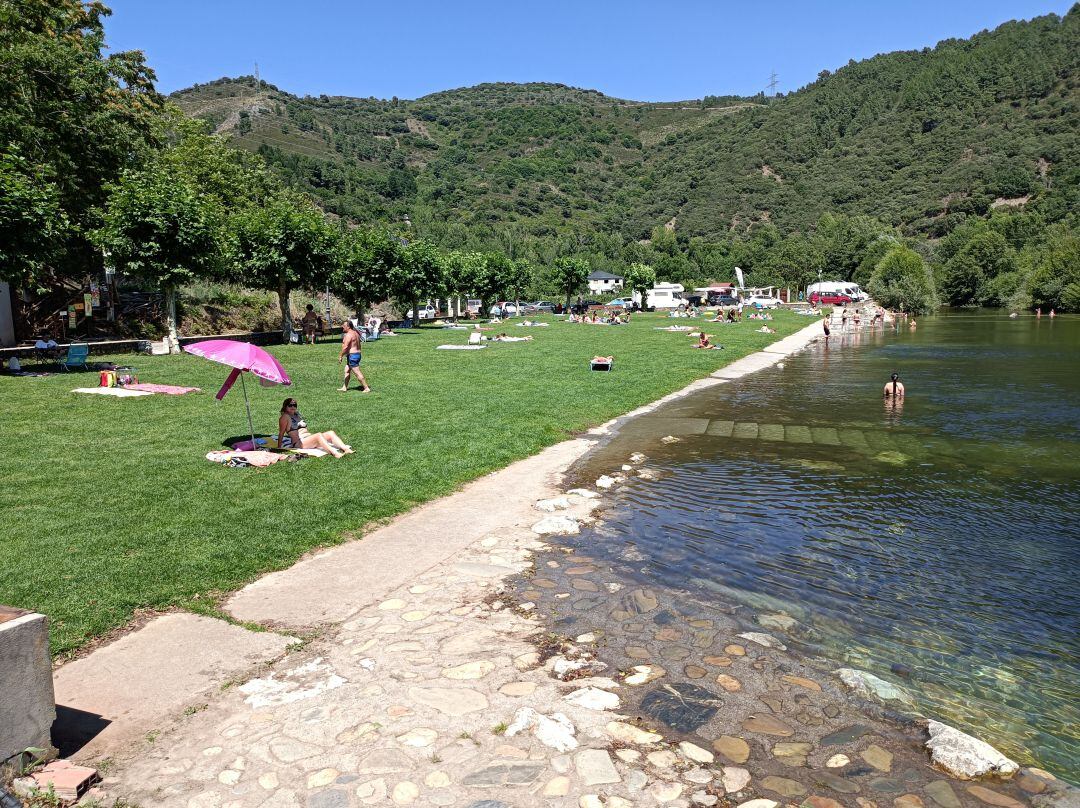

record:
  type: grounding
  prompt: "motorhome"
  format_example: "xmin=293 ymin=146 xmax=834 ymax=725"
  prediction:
xmin=806 ymin=281 xmax=868 ymax=303
xmin=632 ymin=283 xmax=685 ymax=310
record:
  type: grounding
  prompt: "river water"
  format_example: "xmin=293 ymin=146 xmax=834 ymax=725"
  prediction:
xmin=563 ymin=310 xmax=1080 ymax=780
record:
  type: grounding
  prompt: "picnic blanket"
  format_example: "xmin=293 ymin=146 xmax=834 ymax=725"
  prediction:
xmin=125 ymin=383 xmax=201 ymax=395
xmin=72 ymin=387 xmax=152 ymax=397
xmin=206 ymin=449 xmax=292 ymax=467
xmin=436 ymin=345 xmax=486 ymax=350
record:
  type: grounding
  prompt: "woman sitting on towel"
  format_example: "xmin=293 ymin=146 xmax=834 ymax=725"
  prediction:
xmin=277 ymin=398 xmax=353 ymax=458
xmin=694 ymin=331 xmax=722 ymax=350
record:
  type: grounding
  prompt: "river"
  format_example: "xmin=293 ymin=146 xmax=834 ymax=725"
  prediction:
xmin=556 ymin=310 xmax=1080 ymax=781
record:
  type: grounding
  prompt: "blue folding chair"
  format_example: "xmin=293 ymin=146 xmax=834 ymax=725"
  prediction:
xmin=60 ymin=343 xmax=89 ymax=371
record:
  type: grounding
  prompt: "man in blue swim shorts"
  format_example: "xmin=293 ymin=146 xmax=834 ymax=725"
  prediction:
xmin=338 ymin=320 xmax=371 ymax=392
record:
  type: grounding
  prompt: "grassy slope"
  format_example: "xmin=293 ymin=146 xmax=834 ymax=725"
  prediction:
xmin=1 ymin=311 xmax=808 ymax=657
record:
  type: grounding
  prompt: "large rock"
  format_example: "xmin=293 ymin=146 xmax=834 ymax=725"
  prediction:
xmin=835 ymin=667 xmax=915 ymax=706
xmin=925 ymin=720 xmax=1019 ymax=780
xmin=531 ymin=515 xmax=580 ymax=536
xmin=505 ymin=707 xmax=578 ymax=752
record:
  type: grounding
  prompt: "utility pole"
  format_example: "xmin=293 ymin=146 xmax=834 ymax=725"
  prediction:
xmin=254 ymin=61 xmax=261 ymax=92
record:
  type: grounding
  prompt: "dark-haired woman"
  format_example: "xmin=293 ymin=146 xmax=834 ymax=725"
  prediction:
xmin=883 ymin=373 xmax=905 ymax=399
xmin=277 ymin=398 xmax=352 ymax=458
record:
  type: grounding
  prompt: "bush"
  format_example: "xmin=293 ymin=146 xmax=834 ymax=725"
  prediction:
xmin=868 ymin=246 xmax=939 ymax=314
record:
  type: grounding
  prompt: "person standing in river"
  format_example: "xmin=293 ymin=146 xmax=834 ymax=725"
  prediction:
xmin=883 ymin=372 xmax=905 ymax=399
xmin=338 ymin=320 xmax=371 ymax=393
xmin=822 ymin=315 xmax=831 ymax=344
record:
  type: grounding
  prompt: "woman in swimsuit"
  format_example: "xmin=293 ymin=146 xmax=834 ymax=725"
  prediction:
xmin=277 ymin=398 xmax=353 ymax=458
xmin=883 ymin=373 xmax=905 ymax=399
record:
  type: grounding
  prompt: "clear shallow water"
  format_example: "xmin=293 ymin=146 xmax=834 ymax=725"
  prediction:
xmin=570 ymin=311 xmax=1080 ymax=780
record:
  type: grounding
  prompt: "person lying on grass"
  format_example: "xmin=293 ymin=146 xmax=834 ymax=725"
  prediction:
xmin=693 ymin=332 xmax=723 ymax=350
xmin=277 ymin=397 xmax=353 ymax=458
xmin=492 ymin=333 xmax=533 ymax=342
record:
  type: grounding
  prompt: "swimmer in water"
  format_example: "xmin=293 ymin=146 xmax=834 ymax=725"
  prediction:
xmin=909 ymin=317 xmax=917 ymax=330
xmin=883 ymin=372 xmax=905 ymax=399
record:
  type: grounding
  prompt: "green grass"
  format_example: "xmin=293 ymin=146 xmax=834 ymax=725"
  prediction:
xmin=0 ymin=311 xmax=807 ymax=657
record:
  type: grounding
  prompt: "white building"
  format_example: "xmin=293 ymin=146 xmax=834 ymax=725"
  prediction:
xmin=587 ymin=270 xmax=624 ymax=295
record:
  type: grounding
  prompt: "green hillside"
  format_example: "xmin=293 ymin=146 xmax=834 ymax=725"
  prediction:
xmin=171 ymin=8 xmax=1078 ymax=247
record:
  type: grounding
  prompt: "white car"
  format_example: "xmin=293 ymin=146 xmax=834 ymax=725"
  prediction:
xmin=489 ymin=302 xmax=519 ymax=317
xmin=744 ymin=295 xmax=781 ymax=309
xmin=415 ymin=304 xmax=437 ymax=320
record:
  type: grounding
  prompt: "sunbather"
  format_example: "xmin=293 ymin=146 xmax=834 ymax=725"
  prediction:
xmin=277 ymin=398 xmax=353 ymax=458
xmin=693 ymin=332 xmax=722 ymax=350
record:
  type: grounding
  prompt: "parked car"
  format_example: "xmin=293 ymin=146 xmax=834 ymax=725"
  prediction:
xmin=532 ymin=301 xmax=555 ymax=313
xmin=708 ymin=293 xmax=740 ymax=307
xmin=489 ymin=302 xmax=520 ymax=317
xmin=744 ymin=295 xmax=782 ymax=309
xmin=607 ymin=298 xmax=631 ymax=308
xmin=415 ymin=303 xmax=437 ymax=320
xmin=809 ymin=291 xmax=853 ymax=305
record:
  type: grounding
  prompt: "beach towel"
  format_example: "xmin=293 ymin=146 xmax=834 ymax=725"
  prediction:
xmin=206 ymin=449 xmax=292 ymax=467
xmin=124 ymin=383 xmax=201 ymax=395
xmin=72 ymin=387 xmax=153 ymax=397
xmin=436 ymin=344 xmax=486 ymax=350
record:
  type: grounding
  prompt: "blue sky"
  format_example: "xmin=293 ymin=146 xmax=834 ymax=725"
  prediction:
xmin=103 ymin=1 xmax=1073 ymax=101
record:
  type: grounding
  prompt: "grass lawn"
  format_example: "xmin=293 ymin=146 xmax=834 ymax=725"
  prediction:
xmin=1 ymin=310 xmax=809 ymax=656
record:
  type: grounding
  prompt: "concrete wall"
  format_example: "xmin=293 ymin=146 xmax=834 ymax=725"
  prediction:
xmin=0 ymin=283 xmax=14 ymax=347
xmin=0 ymin=608 xmax=56 ymax=765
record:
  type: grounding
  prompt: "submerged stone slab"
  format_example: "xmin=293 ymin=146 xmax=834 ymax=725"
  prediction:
xmin=810 ymin=426 xmax=841 ymax=446
xmin=640 ymin=682 xmax=722 ymax=732
xmin=785 ymin=425 xmax=814 ymax=444
xmin=733 ymin=422 xmax=760 ymax=439
xmin=759 ymin=424 xmax=787 ymax=441
xmin=706 ymin=420 xmax=736 ymax=437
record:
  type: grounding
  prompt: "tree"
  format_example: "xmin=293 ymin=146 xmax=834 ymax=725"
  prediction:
xmin=332 ymin=227 xmax=397 ymax=321
xmin=96 ymin=153 xmax=228 ymax=352
xmin=228 ymin=191 xmax=340 ymax=339
xmin=550 ymin=256 xmax=590 ymax=311
xmin=867 ymin=246 xmax=939 ymax=315
xmin=622 ymin=262 xmax=656 ymax=305
xmin=387 ymin=239 xmax=445 ymax=325
xmin=0 ymin=0 xmax=163 ymax=288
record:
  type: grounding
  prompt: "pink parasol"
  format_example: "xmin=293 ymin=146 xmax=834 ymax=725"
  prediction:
xmin=183 ymin=340 xmax=291 ymax=446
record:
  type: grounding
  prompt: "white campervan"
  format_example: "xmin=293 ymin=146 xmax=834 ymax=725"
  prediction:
xmin=807 ymin=281 xmax=869 ymax=303
xmin=632 ymin=283 xmax=685 ymax=310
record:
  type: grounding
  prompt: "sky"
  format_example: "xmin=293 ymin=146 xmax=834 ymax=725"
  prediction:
xmin=103 ymin=1 xmax=1074 ymax=101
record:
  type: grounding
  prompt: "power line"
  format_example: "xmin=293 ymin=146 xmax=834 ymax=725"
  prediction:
xmin=766 ymin=70 xmax=779 ymax=96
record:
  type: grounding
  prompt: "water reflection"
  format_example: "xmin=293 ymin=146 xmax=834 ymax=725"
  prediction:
xmin=568 ymin=311 xmax=1080 ymax=780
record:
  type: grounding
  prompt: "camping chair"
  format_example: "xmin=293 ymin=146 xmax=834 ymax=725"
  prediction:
xmin=468 ymin=331 xmax=483 ymax=345
xmin=365 ymin=317 xmax=382 ymax=341
xmin=60 ymin=343 xmax=90 ymax=371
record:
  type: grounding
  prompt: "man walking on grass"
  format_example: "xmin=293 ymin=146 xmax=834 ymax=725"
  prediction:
xmin=338 ymin=320 xmax=371 ymax=393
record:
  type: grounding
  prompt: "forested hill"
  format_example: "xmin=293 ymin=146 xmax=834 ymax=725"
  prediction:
xmin=172 ymin=8 xmax=1078 ymax=246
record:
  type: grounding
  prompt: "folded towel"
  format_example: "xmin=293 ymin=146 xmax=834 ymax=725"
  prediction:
xmin=72 ymin=387 xmax=153 ymax=397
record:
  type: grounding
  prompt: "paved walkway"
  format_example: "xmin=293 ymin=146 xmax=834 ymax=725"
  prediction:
xmin=56 ymin=319 xmax=1073 ymax=807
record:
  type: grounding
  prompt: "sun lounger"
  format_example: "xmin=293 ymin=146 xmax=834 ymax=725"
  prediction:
xmin=468 ymin=331 xmax=483 ymax=345
xmin=590 ymin=356 xmax=614 ymax=371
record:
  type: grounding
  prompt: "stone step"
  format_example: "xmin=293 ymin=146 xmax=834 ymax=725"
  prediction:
xmin=784 ymin=425 xmax=814 ymax=444
xmin=810 ymin=426 xmax=841 ymax=446
xmin=706 ymin=420 xmax=735 ymax=437
xmin=759 ymin=423 xmax=786 ymax=441
xmin=732 ymin=422 xmax=759 ymax=440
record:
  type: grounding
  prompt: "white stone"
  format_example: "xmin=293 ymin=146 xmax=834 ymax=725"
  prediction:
xmin=563 ymin=686 xmax=621 ymax=711
xmin=736 ymin=632 xmax=787 ymax=650
xmin=615 ymin=749 xmax=641 ymax=763
xmin=722 ymin=766 xmax=752 ymax=793
xmin=356 ymin=780 xmax=387 ymax=804
xmin=622 ymin=464 xmax=634 ymax=471
xmin=625 ymin=664 xmax=666 ymax=685
xmin=391 ymin=781 xmax=419 ymax=804
xmin=396 ymin=727 xmax=438 ymax=747
xmin=693 ymin=791 xmax=719 ymax=807
xmin=579 ymin=796 xmax=603 ymax=808
xmin=630 ymin=453 xmax=647 ymax=463
xmin=441 ymin=660 xmax=495 ymax=680
xmin=595 ymin=475 xmax=617 ymax=489
xmin=757 ymin=613 xmax=796 ymax=631
xmin=543 ymin=775 xmax=571 ymax=796
xmin=648 ymin=750 xmax=678 ymax=768
xmin=535 ymin=496 xmax=572 ymax=512
xmin=835 ymin=667 xmax=915 ymax=706
xmin=606 ymin=721 xmax=662 ymax=745
xmin=504 ymin=707 xmax=578 ymax=752
xmin=737 ymin=801 xmax=778 ymax=808
xmin=925 ymin=720 xmax=1019 ymax=779
xmin=552 ymin=656 xmax=606 ymax=680
xmin=531 ymin=515 xmax=580 ymax=535
xmin=650 ymin=781 xmax=684 ymax=801
xmin=609 ymin=798 xmax=634 ymax=808
xmin=568 ymin=488 xmax=599 ymax=499
xmin=679 ymin=741 xmax=715 ymax=764
xmin=826 ymin=754 xmax=850 ymax=768
xmin=575 ymin=749 xmax=620 ymax=786
xmin=660 ymin=435 xmax=681 ymax=444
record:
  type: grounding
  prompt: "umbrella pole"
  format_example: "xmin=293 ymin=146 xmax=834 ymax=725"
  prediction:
xmin=240 ymin=371 xmax=256 ymax=448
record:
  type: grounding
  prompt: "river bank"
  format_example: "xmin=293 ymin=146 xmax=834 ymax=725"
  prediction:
xmin=36 ymin=317 xmax=1074 ymax=808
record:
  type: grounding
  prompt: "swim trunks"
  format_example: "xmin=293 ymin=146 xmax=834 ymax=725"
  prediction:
xmin=347 ymin=352 xmax=362 ymax=367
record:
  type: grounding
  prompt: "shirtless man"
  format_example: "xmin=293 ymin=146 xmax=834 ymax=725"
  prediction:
xmin=883 ymin=372 xmax=905 ymax=399
xmin=338 ymin=320 xmax=371 ymax=392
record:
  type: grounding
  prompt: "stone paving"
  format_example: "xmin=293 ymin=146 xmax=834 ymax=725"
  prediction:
xmin=87 ymin=468 xmax=1072 ymax=808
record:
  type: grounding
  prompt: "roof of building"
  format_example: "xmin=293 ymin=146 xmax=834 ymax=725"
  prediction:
xmin=587 ymin=270 xmax=623 ymax=280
